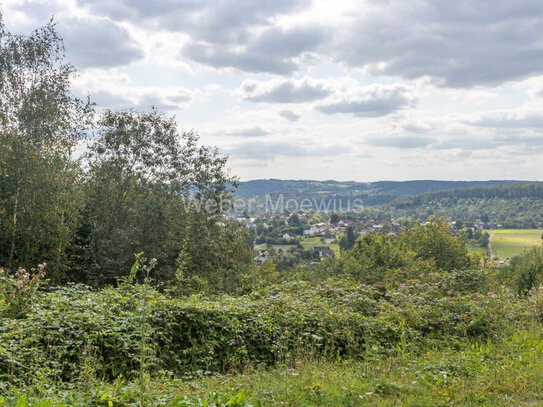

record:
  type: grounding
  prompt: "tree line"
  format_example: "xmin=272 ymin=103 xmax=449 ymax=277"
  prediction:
xmin=0 ymin=18 xmax=252 ymax=288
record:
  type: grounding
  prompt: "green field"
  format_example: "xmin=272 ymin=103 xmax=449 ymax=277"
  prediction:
xmin=489 ymin=229 xmax=543 ymax=259
xmin=300 ymin=236 xmax=325 ymax=249
xmin=466 ymin=240 xmax=488 ymax=255
xmin=300 ymin=236 xmax=340 ymax=254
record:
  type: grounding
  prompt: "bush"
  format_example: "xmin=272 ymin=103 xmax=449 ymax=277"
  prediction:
xmin=0 ymin=277 xmax=521 ymax=387
xmin=509 ymin=247 xmax=543 ymax=295
xmin=0 ymin=263 xmax=45 ymax=317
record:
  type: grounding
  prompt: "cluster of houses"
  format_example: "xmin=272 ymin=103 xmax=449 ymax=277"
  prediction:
xmin=302 ymin=220 xmax=403 ymax=237
xmin=253 ymin=246 xmax=336 ymax=265
xmin=471 ymin=221 xmax=502 ymax=230
xmin=228 ymin=210 xmax=505 ymax=265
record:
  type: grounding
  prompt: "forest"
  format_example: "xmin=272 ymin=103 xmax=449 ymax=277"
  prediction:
xmin=3 ymin=18 xmax=543 ymax=407
xmin=386 ymin=182 xmax=543 ymax=228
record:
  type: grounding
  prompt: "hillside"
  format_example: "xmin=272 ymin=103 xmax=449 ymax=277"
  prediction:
xmin=237 ymin=179 xmax=525 ymax=201
xmin=388 ymin=182 xmax=543 ymax=227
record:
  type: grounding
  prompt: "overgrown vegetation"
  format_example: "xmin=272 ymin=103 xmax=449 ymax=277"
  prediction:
xmin=3 ymin=221 xmax=543 ymax=404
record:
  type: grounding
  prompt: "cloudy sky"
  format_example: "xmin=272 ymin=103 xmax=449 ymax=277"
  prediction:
xmin=3 ymin=0 xmax=543 ymax=181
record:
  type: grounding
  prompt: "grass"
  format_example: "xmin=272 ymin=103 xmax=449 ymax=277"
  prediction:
xmin=489 ymin=229 xmax=543 ymax=259
xmin=180 ymin=332 xmax=543 ymax=406
xmin=300 ymin=236 xmax=324 ymax=248
xmin=467 ymin=240 xmax=488 ymax=255
xmin=300 ymin=236 xmax=339 ymax=254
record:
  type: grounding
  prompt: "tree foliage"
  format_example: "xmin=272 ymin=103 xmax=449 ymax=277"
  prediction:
xmin=0 ymin=17 xmax=90 ymax=277
xmin=0 ymin=18 xmax=251 ymax=287
xmin=77 ymin=109 xmax=243 ymax=285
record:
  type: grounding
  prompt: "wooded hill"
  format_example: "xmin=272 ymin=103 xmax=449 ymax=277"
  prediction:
xmin=237 ymin=179 xmax=524 ymax=200
xmin=387 ymin=182 xmax=543 ymax=227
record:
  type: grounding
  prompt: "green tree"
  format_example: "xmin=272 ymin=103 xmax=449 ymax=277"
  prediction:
xmin=0 ymin=17 xmax=89 ymax=278
xmin=288 ymin=213 xmax=300 ymax=226
xmin=339 ymin=226 xmax=356 ymax=251
xmin=511 ymin=247 xmax=543 ymax=295
xmin=401 ymin=217 xmax=472 ymax=271
xmin=80 ymin=109 xmax=241 ymax=285
xmin=479 ymin=231 xmax=490 ymax=248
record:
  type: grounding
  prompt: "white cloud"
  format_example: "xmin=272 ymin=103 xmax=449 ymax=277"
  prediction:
xmin=3 ymin=0 xmax=543 ymax=180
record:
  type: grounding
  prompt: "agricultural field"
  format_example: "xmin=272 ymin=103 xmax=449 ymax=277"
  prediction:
xmin=489 ymin=229 xmax=543 ymax=259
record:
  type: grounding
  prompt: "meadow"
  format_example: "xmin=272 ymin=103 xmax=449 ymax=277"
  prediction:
xmin=489 ymin=229 xmax=543 ymax=259
xmin=466 ymin=241 xmax=488 ymax=256
xmin=300 ymin=236 xmax=340 ymax=254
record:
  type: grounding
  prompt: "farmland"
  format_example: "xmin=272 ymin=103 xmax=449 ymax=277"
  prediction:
xmin=489 ymin=229 xmax=543 ymax=259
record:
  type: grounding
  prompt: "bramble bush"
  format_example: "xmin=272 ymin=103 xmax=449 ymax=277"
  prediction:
xmin=0 ymin=273 xmax=523 ymax=389
xmin=0 ymin=263 xmax=45 ymax=317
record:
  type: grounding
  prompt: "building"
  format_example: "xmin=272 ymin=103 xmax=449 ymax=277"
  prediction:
xmin=282 ymin=233 xmax=294 ymax=242
xmin=313 ymin=246 xmax=335 ymax=259
xmin=254 ymin=251 xmax=270 ymax=264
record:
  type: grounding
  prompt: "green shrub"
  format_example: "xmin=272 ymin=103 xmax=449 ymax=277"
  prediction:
xmin=0 ymin=277 xmax=521 ymax=387
xmin=511 ymin=247 xmax=543 ymax=295
xmin=0 ymin=263 xmax=46 ymax=318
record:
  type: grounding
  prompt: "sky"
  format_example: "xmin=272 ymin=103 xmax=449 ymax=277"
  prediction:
xmin=2 ymin=0 xmax=543 ymax=181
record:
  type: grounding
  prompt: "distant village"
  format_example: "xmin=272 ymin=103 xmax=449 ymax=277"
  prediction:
xmin=224 ymin=210 xmax=502 ymax=266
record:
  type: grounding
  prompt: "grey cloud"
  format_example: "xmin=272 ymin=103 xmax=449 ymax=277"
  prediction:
xmin=468 ymin=113 xmax=543 ymax=128
xmin=241 ymin=79 xmax=331 ymax=103
xmin=315 ymin=86 xmax=413 ymax=117
xmin=365 ymin=136 xmax=432 ymax=149
xmin=249 ymin=26 xmax=327 ymax=58
xmin=432 ymin=132 xmax=543 ymax=151
xmin=87 ymin=89 xmax=191 ymax=111
xmin=59 ymin=17 xmax=144 ymax=68
xmin=181 ymin=43 xmax=297 ymax=75
xmin=81 ymin=0 xmax=310 ymax=43
xmin=181 ymin=25 xmax=326 ymax=74
xmin=227 ymin=141 xmax=348 ymax=160
xmin=11 ymin=0 xmax=61 ymax=22
xmin=278 ymin=110 xmax=301 ymax=121
xmin=225 ymin=127 xmax=270 ymax=138
xmin=334 ymin=0 xmax=543 ymax=87
xmin=402 ymin=123 xmax=431 ymax=134
xmin=19 ymin=0 xmax=543 ymax=84
xmin=493 ymin=134 xmax=543 ymax=146
xmin=81 ymin=0 xmax=323 ymax=74
xmin=7 ymin=2 xmax=144 ymax=68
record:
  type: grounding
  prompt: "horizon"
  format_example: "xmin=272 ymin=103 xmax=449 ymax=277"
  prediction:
xmin=238 ymin=178 xmax=540 ymax=183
